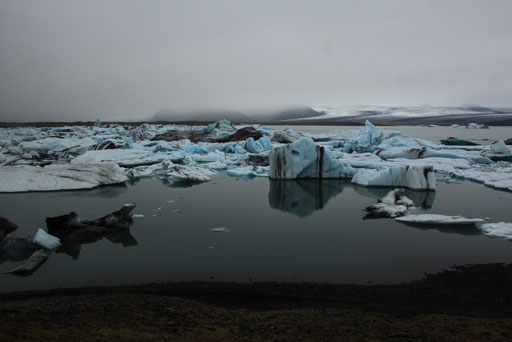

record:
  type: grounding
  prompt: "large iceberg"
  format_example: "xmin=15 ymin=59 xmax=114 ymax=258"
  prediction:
xmin=269 ymin=138 xmax=355 ymax=179
xmin=0 ymin=163 xmax=127 ymax=192
xmin=351 ymin=165 xmax=436 ymax=190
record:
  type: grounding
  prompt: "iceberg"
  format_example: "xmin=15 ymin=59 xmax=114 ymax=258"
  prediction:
xmin=344 ymin=120 xmax=383 ymax=153
xmin=480 ymin=222 xmax=512 ymax=240
xmin=395 ymin=214 xmax=484 ymax=225
xmin=0 ymin=163 xmax=128 ymax=192
xmin=245 ymin=136 xmax=272 ymax=154
xmin=363 ymin=189 xmax=414 ymax=219
xmin=352 ymin=165 xmax=436 ymax=190
xmin=32 ymin=228 xmax=61 ymax=250
xmin=269 ymin=138 xmax=355 ymax=179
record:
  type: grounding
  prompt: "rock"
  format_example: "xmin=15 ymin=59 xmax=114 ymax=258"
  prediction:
xmin=32 ymin=228 xmax=61 ymax=250
xmin=504 ymin=138 xmax=512 ymax=145
xmin=269 ymin=138 xmax=355 ymax=179
xmin=5 ymin=249 xmax=48 ymax=276
xmin=215 ymin=127 xmax=263 ymax=143
xmin=271 ymin=131 xmax=302 ymax=143
xmin=46 ymin=204 xmax=136 ymax=240
xmin=0 ymin=237 xmax=38 ymax=264
xmin=0 ymin=216 xmax=19 ymax=242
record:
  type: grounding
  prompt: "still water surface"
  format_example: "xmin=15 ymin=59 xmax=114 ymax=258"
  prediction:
xmin=1 ymin=174 xmax=511 ymax=292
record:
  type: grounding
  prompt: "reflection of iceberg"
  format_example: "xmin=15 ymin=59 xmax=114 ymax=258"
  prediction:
xmin=268 ymin=179 xmax=349 ymax=217
xmin=396 ymin=221 xmax=482 ymax=236
xmin=60 ymin=183 xmax=128 ymax=198
xmin=352 ymin=186 xmax=436 ymax=208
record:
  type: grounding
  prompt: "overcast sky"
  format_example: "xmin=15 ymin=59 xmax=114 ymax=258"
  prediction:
xmin=0 ymin=0 xmax=511 ymax=121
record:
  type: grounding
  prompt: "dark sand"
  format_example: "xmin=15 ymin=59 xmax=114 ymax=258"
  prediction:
xmin=1 ymin=263 xmax=512 ymax=341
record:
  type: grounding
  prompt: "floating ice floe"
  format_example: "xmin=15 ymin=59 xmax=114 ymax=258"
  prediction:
xmin=269 ymin=138 xmax=355 ymax=179
xmin=352 ymin=165 xmax=436 ymax=190
xmin=363 ymin=189 xmax=414 ymax=219
xmin=211 ymin=227 xmax=230 ymax=232
xmin=20 ymin=137 xmax=96 ymax=154
xmin=480 ymin=222 xmax=512 ymax=240
xmin=32 ymin=228 xmax=61 ymax=250
xmin=451 ymin=165 xmax=512 ymax=191
xmin=71 ymin=149 xmax=184 ymax=167
xmin=227 ymin=166 xmax=269 ymax=177
xmin=0 ymin=163 xmax=128 ymax=192
xmin=395 ymin=214 xmax=485 ymax=225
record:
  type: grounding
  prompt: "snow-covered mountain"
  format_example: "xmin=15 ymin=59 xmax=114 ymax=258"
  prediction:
xmin=298 ymin=105 xmax=512 ymax=125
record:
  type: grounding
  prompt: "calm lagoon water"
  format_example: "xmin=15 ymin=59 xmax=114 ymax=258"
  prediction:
xmin=1 ymin=173 xmax=512 ymax=292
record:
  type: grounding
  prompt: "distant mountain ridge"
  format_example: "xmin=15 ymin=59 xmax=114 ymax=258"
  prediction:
xmin=301 ymin=105 xmax=512 ymax=126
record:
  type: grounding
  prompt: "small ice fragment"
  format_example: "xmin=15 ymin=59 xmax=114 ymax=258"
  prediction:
xmin=212 ymin=227 xmax=230 ymax=233
xmin=132 ymin=214 xmax=144 ymax=218
xmin=395 ymin=214 xmax=484 ymax=225
xmin=32 ymin=228 xmax=61 ymax=250
xmin=167 ymin=200 xmax=174 ymax=203
xmin=208 ymin=246 xmax=215 ymax=249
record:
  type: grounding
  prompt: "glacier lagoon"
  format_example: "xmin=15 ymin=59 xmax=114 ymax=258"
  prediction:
xmin=0 ymin=172 xmax=511 ymax=293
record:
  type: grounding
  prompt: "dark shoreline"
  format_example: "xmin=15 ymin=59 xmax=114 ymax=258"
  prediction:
xmin=1 ymin=263 xmax=511 ymax=341
xmin=2 ymin=263 xmax=512 ymax=317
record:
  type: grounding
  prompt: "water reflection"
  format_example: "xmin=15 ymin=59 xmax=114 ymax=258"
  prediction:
xmin=268 ymin=179 xmax=350 ymax=217
xmin=396 ymin=221 xmax=482 ymax=236
xmin=352 ymin=186 xmax=436 ymax=208
xmin=269 ymin=180 xmax=437 ymax=217
xmin=56 ymin=229 xmax=138 ymax=260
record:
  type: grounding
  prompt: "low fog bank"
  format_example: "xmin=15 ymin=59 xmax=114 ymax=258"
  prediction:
xmin=151 ymin=106 xmax=323 ymax=123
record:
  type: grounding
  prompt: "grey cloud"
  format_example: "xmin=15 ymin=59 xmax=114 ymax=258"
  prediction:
xmin=0 ymin=0 xmax=511 ymax=121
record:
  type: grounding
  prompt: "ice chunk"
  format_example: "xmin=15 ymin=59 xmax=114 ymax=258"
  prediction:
xmin=480 ymin=222 xmax=512 ymax=240
xmin=0 ymin=163 xmax=128 ymax=192
xmin=395 ymin=214 xmax=484 ymax=225
xmin=363 ymin=189 xmax=414 ymax=219
xmin=352 ymin=165 xmax=436 ymax=190
xmin=211 ymin=227 xmax=230 ymax=232
xmin=246 ymin=136 xmax=272 ymax=154
xmin=269 ymin=138 xmax=355 ymax=179
xmin=202 ymin=119 xmax=236 ymax=136
xmin=32 ymin=228 xmax=61 ymax=249
xmin=227 ymin=166 xmax=269 ymax=177
xmin=166 ymin=165 xmax=216 ymax=182
xmin=490 ymin=140 xmax=511 ymax=154
xmin=344 ymin=120 xmax=383 ymax=153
